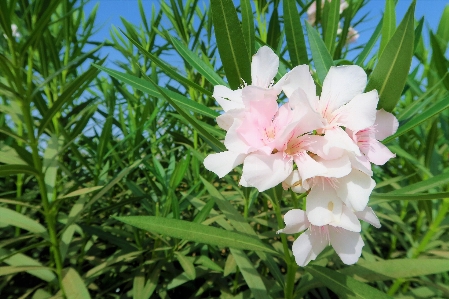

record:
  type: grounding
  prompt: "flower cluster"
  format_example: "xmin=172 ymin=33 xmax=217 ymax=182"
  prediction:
xmin=204 ymin=46 xmax=398 ymax=266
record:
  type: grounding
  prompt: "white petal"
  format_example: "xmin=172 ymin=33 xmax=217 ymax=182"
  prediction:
xmin=321 ymin=66 xmax=367 ymax=112
xmin=330 ymin=205 xmax=361 ymax=232
xmin=305 ymin=135 xmax=344 ymax=161
xmin=333 ymin=90 xmax=379 ymax=132
xmin=251 ymin=46 xmax=279 ymax=88
xmin=329 ymin=227 xmax=364 ymax=265
xmin=242 ymin=152 xmax=293 ymax=192
xmin=283 ymin=170 xmax=307 ymax=193
xmin=306 ymin=179 xmax=342 ymax=226
xmin=315 ymin=155 xmax=352 ymax=178
xmin=362 ymin=138 xmax=396 ymax=165
xmin=277 ymin=209 xmax=309 ymax=234
xmin=374 ymin=109 xmax=399 ymax=141
xmin=282 ymin=65 xmax=316 ymax=101
xmin=216 ymin=109 xmax=244 ymax=131
xmin=224 ymin=119 xmax=253 ymax=154
xmin=294 ymin=151 xmax=327 ymax=182
xmin=288 ymin=88 xmax=323 ymax=134
xmin=355 ymin=207 xmax=381 ymax=228
xmin=348 ymin=152 xmax=373 ymax=176
xmin=292 ymin=230 xmax=327 ymax=267
xmin=239 ymin=175 xmax=249 ymax=187
xmin=213 ymin=85 xmax=243 ymax=112
xmin=323 ymin=127 xmax=360 ymax=156
xmin=335 ymin=170 xmax=376 ymax=211
xmin=203 ymin=151 xmax=246 ymax=178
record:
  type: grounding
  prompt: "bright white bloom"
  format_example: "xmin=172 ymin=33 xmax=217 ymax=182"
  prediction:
xmin=277 ymin=208 xmax=380 ymax=266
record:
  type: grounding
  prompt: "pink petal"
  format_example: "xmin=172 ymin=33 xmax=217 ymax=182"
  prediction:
xmin=305 ymin=135 xmax=344 ymax=160
xmin=329 ymin=227 xmax=364 ymax=265
xmin=355 ymin=207 xmax=381 ymax=228
xmin=294 ymin=151 xmax=327 ymax=182
xmin=251 ymin=46 xmax=279 ymax=88
xmin=277 ymin=209 xmax=310 ymax=234
xmin=203 ymin=151 xmax=246 ymax=178
xmin=224 ymin=119 xmax=254 ymax=154
xmin=335 ymin=170 xmax=375 ymax=211
xmin=242 ymin=152 xmax=293 ymax=192
xmin=213 ymin=85 xmax=243 ymax=112
xmin=321 ymin=66 xmax=367 ymax=112
xmin=348 ymin=152 xmax=372 ymax=176
xmin=306 ymin=179 xmax=342 ymax=226
xmin=242 ymin=86 xmax=279 ymax=116
xmin=374 ymin=109 xmax=399 ymax=141
xmin=332 ymin=90 xmax=379 ymax=132
xmin=216 ymin=109 xmax=244 ymax=131
xmin=292 ymin=229 xmax=327 ymax=267
xmin=283 ymin=170 xmax=307 ymax=193
xmin=288 ymin=88 xmax=323 ymax=134
xmin=362 ymin=138 xmax=396 ymax=165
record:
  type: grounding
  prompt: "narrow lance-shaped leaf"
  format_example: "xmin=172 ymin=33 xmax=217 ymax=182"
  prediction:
xmin=306 ymin=21 xmax=334 ymax=84
xmin=307 ymin=265 xmax=393 ymax=299
xmin=366 ymin=1 xmax=415 ymax=112
xmin=283 ymin=0 xmax=308 ymax=66
xmin=356 ymin=17 xmax=383 ymax=66
xmin=379 ymin=0 xmax=396 ymax=55
xmin=430 ymin=32 xmax=449 ymax=90
xmin=115 ymin=216 xmax=278 ymax=254
xmin=241 ymin=0 xmax=255 ymax=56
xmin=211 ymin=0 xmax=251 ymax=89
xmin=322 ymin=0 xmax=340 ymax=55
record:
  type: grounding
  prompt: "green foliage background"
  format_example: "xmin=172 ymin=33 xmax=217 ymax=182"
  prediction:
xmin=0 ymin=0 xmax=449 ymax=298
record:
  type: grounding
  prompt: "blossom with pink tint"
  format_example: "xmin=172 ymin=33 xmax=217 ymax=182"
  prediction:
xmin=347 ymin=27 xmax=359 ymax=43
xmin=347 ymin=109 xmax=398 ymax=166
xmin=277 ymin=208 xmax=380 ymax=266
xmin=307 ymin=0 xmax=349 ymax=26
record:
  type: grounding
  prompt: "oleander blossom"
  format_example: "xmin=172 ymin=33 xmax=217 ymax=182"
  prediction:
xmin=277 ymin=208 xmax=380 ymax=266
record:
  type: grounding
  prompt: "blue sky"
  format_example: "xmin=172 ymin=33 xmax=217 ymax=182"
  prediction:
xmin=84 ymin=0 xmax=448 ymax=67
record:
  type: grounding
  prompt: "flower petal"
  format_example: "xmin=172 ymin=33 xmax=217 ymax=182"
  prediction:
xmin=242 ymin=152 xmax=293 ymax=192
xmin=332 ymin=90 xmax=378 ymax=132
xmin=315 ymin=155 xmax=352 ymax=178
xmin=287 ymin=88 xmax=323 ymax=134
xmin=374 ymin=109 xmax=399 ymax=141
xmin=224 ymin=119 xmax=254 ymax=154
xmin=335 ymin=170 xmax=375 ymax=211
xmin=347 ymin=152 xmax=373 ymax=176
xmin=251 ymin=46 xmax=279 ymax=88
xmin=282 ymin=65 xmax=316 ymax=102
xmin=203 ymin=151 xmax=246 ymax=178
xmin=283 ymin=170 xmax=307 ymax=193
xmin=330 ymin=205 xmax=361 ymax=232
xmin=292 ymin=229 xmax=327 ymax=267
xmin=320 ymin=65 xmax=367 ymax=112
xmin=277 ymin=209 xmax=309 ymax=234
xmin=362 ymin=138 xmax=396 ymax=165
xmin=294 ymin=151 xmax=327 ymax=182
xmin=216 ymin=109 xmax=244 ymax=131
xmin=329 ymin=227 xmax=364 ymax=265
xmin=355 ymin=207 xmax=381 ymax=228
xmin=306 ymin=179 xmax=342 ymax=226
xmin=323 ymin=127 xmax=360 ymax=156
xmin=213 ymin=85 xmax=243 ymax=112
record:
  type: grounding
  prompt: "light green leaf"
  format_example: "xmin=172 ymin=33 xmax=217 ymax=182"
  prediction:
xmin=0 ymin=249 xmax=56 ymax=282
xmin=0 ymin=143 xmax=27 ymax=165
xmin=175 ymin=252 xmax=196 ymax=280
xmin=62 ymin=268 xmax=91 ymax=299
xmin=307 ymin=265 xmax=393 ymax=299
xmin=379 ymin=0 xmax=396 ymax=55
xmin=340 ymin=259 xmax=449 ymax=282
xmin=211 ymin=0 xmax=251 ymax=89
xmin=115 ymin=216 xmax=277 ymax=254
xmin=61 ymin=186 xmax=104 ymax=199
xmin=306 ymin=22 xmax=334 ymax=84
xmin=283 ymin=0 xmax=308 ymax=66
xmin=356 ymin=18 xmax=382 ymax=66
xmin=430 ymin=32 xmax=449 ymax=90
xmin=0 ymin=207 xmax=48 ymax=237
xmin=370 ymin=192 xmax=449 ymax=205
xmin=231 ymin=248 xmax=271 ymax=299
xmin=383 ymin=94 xmax=449 ymax=143
xmin=0 ymin=266 xmax=53 ymax=276
xmin=0 ymin=164 xmax=39 ymax=177
xmin=43 ymin=135 xmax=62 ymax=203
xmin=366 ymin=2 xmax=415 ymax=112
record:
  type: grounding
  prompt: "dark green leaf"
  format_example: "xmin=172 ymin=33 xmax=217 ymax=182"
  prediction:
xmin=306 ymin=22 xmax=334 ymax=84
xmin=283 ymin=0 xmax=308 ymax=66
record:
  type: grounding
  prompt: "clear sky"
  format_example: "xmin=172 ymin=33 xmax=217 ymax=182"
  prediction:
xmin=83 ymin=0 xmax=448 ymax=67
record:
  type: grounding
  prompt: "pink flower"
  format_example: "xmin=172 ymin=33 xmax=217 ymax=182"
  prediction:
xmin=307 ymin=0 xmax=349 ymax=26
xmin=277 ymin=208 xmax=380 ymax=266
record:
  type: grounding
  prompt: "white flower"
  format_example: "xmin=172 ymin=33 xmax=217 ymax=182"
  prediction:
xmin=277 ymin=208 xmax=380 ymax=266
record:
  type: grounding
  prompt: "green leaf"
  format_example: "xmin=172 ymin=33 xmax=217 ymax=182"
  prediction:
xmin=356 ymin=17 xmax=382 ymax=66
xmin=322 ymin=0 xmax=340 ymax=55
xmin=388 ymin=172 xmax=449 ymax=194
xmin=0 ymin=249 xmax=56 ymax=282
xmin=62 ymin=268 xmax=91 ymax=299
xmin=436 ymin=5 xmax=449 ymax=46
xmin=0 ymin=144 xmax=27 ymax=165
xmin=175 ymin=252 xmax=196 ymax=280
xmin=340 ymin=259 xmax=449 ymax=282
xmin=241 ymin=0 xmax=255 ymax=56
xmin=383 ymin=94 xmax=449 ymax=143
xmin=115 ymin=216 xmax=277 ymax=254
xmin=366 ymin=2 xmax=415 ymax=112
xmin=0 ymin=266 xmax=53 ymax=277
xmin=211 ymin=0 xmax=251 ymax=89
xmin=430 ymin=32 xmax=449 ymax=90
xmin=61 ymin=186 xmax=104 ymax=198
xmin=379 ymin=0 xmax=396 ymax=55
xmin=283 ymin=0 xmax=308 ymax=66
xmin=43 ymin=135 xmax=62 ymax=203
xmin=369 ymin=192 xmax=449 ymax=205
xmin=93 ymin=64 xmax=219 ymax=119
xmin=0 ymin=164 xmax=40 ymax=177
xmin=306 ymin=265 xmax=393 ymax=299
xmin=306 ymin=22 xmax=334 ymax=84
xmin=0 ymin=207 xmax=48 ymax=236
xmin=267 ymin=7 xmax=281 ymax=50
xmin=231 ymin=248 xmax=272 ymax=299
